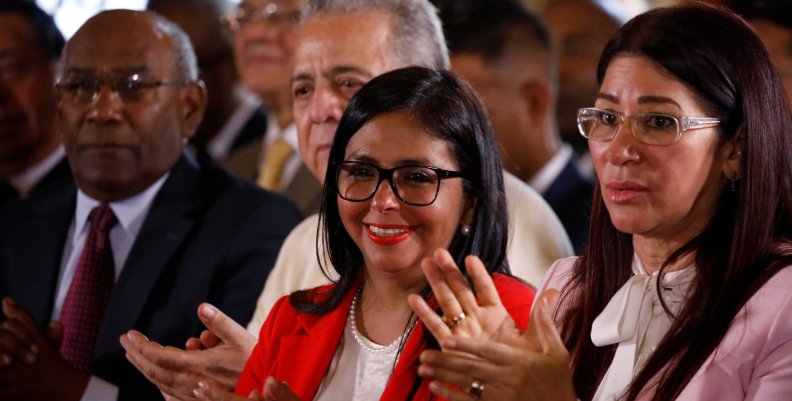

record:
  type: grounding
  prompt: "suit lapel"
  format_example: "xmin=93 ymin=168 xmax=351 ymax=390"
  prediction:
xmin=12 ymin=180 xmax=76 ymax=324
xmin=95 ymin=155 xmax=204 ymax=356
xmin=276 ymin=288 xmax=356 ymax=401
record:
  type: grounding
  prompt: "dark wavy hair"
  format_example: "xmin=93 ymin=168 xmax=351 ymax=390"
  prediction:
xmin=0 ymin=1 xmax=64 ymax=61
xmin=290 ymin=66 xmax=510 ymax=314
xmin=558 ymin=3 xmax=792 ymax=400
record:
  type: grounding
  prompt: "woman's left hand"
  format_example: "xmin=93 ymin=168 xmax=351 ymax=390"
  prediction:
xmin=407 ymin=249 xmax=521 ymax=349
xmin=417 ymin=290 xmax=576 ymax=401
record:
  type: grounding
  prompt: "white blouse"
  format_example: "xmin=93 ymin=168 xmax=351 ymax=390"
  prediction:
xmin=312 ymin=310 xmax=404 ymax=401
xmin=591 ymin=255 xmax=696 ymax=401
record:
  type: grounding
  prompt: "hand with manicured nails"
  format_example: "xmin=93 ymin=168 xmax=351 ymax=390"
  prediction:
xmin=407 ymin=249 xmax=522 ymax=350
xmin=417 ymin=290 xmax=577 ymax=401
xmin=120 ymin=303 xmax=257 ymax=401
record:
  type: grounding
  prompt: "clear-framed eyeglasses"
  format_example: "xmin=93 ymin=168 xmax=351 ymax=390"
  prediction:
xmin=224 ymin=3 xmax=301 ymax=31
xmin=577 ymin=107 xmax=722 ymax=146
xmin=336 ymin=161 xmax=466 ymax=206
xmin=55 ymin=73 xmax=185 ymax=105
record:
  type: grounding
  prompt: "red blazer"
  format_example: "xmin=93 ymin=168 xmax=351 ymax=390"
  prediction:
xmin=236 ymin=273 xmax=536 ymax=401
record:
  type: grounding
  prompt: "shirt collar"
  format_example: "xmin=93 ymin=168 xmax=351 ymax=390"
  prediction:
xmin=528 ymin=144 xmax=574 ymax=194
xmin=74 ymin=173 xmax=170 ymax=238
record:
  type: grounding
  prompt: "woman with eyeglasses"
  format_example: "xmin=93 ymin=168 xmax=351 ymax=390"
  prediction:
xmin=195 ymin=66 xmax=536 ymax=401
xmin=410 ymin=3 xmax=792 ymax=401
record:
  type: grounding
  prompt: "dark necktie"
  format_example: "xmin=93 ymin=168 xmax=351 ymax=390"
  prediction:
xmin=60 ymin=204 xmax=118 ymax=371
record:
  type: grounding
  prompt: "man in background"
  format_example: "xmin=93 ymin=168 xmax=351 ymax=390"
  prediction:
xmin=437 ymin=0 xmax=593 ymax=253
xmin=0 ymin=1 xmax=70 ymax=208
xmin=542 ymin=0 xmax=620 ymax=171
xmin=0 ymin=10 xmax=300 ymax=400
xmin=147 ymin=0 xmax=268 ymax=167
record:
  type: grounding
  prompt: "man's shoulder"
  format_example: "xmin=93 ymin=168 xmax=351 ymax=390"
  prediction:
xmin=186 ymin=155 xmax=303 ymax=223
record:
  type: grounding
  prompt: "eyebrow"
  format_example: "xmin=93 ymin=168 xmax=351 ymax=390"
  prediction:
xmin=596 ymin=93 xmax=682 ymax=109
xmin=345 ymin=153 xmax=435 ymax=167
xmin=291 ymin=65 xmax=373 ymax=86
xmin=61 ymin=65 xmax=150 ymax=76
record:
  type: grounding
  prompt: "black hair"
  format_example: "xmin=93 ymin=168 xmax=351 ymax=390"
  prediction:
xmin=0 ymin=1 xmax=65 ymax=61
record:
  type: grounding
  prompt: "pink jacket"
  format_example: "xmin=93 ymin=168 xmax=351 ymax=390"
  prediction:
xmin=538 ymin=257 xmax=792 ymax=401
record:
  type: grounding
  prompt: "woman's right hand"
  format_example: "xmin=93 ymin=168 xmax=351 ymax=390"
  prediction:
xmin=417 ymin=290 xmax=577 ymax=401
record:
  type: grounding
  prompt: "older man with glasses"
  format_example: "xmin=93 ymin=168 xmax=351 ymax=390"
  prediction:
xmin=0 ymin=9 xmax=301 ymax=401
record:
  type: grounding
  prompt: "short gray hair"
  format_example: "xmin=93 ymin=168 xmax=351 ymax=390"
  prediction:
xmin=151 ymin=13 xmax=199 ymax=81
xmin=300 ymin=0 xmax=449 ymax=70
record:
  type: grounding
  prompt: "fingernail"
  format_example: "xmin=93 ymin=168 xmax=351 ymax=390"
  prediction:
xmin=428 ymin=381 xmax=442 ymax=393
xmin=417 ymin=365 xmax=434 ymax=377
xmin=542 ymin=296 xmax=552 ymax=318
xmin=0 ymin=354 xmax=11 ymax=366
xmin=200 ymin=304 xmax=217 ymax=319
xmin=126 ymin=332 xmax=136 ymax=342
xmin=24 ymin=353 xmax=36 ymax=364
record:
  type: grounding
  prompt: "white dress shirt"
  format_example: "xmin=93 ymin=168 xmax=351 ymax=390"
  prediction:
xmin=53 ymin=173 xmax=169 ymax=401
xmin=207 ymin=93 xmax=261 ymax=161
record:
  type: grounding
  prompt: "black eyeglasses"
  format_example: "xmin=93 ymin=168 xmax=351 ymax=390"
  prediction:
xmin=336 ymin=161 xmax=465 ymax=206
xmin=56 ymin=73 xmax=186 ymax=104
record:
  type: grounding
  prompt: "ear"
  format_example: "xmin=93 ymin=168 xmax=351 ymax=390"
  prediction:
xmin=462 ymin=196 xmax=477 ymax=226
xmin=179 ymin=79 xmax=208 ymax=142
xmin=719 ymin=131 xmax=743 ymax=180
xmin=519 ymin=79 xmax=553 ymax=126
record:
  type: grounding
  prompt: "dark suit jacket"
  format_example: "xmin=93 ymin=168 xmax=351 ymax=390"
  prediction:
xmin=543 ymin=156 xmax=594 ymax=255
xmin=235 ymin=275 xmax=535 ymax=401
xmin=0 ymin=153 xmax=303 ymax=400
xmin=0 ymin=155 xmax=72 ymax=209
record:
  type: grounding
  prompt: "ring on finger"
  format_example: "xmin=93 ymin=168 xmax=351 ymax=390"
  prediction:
xmin=468 ymin=379 xmax=484 ymax=400
xmin=441 ymin=312 xmax=466 ymax=327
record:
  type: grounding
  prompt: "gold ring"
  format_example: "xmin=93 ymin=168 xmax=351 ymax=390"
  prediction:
xmin=468 ymin=379 xmax=484 ymax=400
xmin=441 ymin=312 xmax=466 ymax=327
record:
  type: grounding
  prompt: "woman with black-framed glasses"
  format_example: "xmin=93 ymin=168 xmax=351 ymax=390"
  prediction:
xmin=232 ymin=66 xmax=536 ymax=401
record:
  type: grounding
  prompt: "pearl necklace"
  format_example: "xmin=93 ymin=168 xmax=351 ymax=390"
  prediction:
xmin=349 ymin=288 xmax=417 ymax=355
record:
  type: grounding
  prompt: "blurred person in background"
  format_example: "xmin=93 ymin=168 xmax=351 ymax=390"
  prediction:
xmin=436 ymin=0 xmax=594 ymax=253
xmin=147 ymin=0 xmax=268 ymax=172
xmin=0 ymin=1 xmax=69 ymax=208
xmin=542 ymin=0 xmax=621 ymax=174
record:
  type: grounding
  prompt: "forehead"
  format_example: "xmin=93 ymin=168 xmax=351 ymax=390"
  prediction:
xmin=599 ymin=55 xmax=704 ymax=112
xmin=62 ymin=15 xmax=178 ymax=76
xmin=0 ymin=14 xmax=40 ymax=58
xmin=293 ymin=11 xmax=396 ymax=78
xmin=346 ymin=112 xmax=456 ymax=167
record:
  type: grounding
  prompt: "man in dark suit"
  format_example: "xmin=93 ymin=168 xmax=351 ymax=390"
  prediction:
xmin=0 ymin=1 xmax=71 ymax=209
xmin=437 ymin=0 xmax=594 ymax=253
xmin=0 ymin=9 xmax=302 ymax=401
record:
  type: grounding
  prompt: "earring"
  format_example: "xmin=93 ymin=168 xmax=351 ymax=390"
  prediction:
xmin=730 ymin=171 xmax=739 ymax=192
xmin=460 ymin=224 xmax=471 ymax=236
